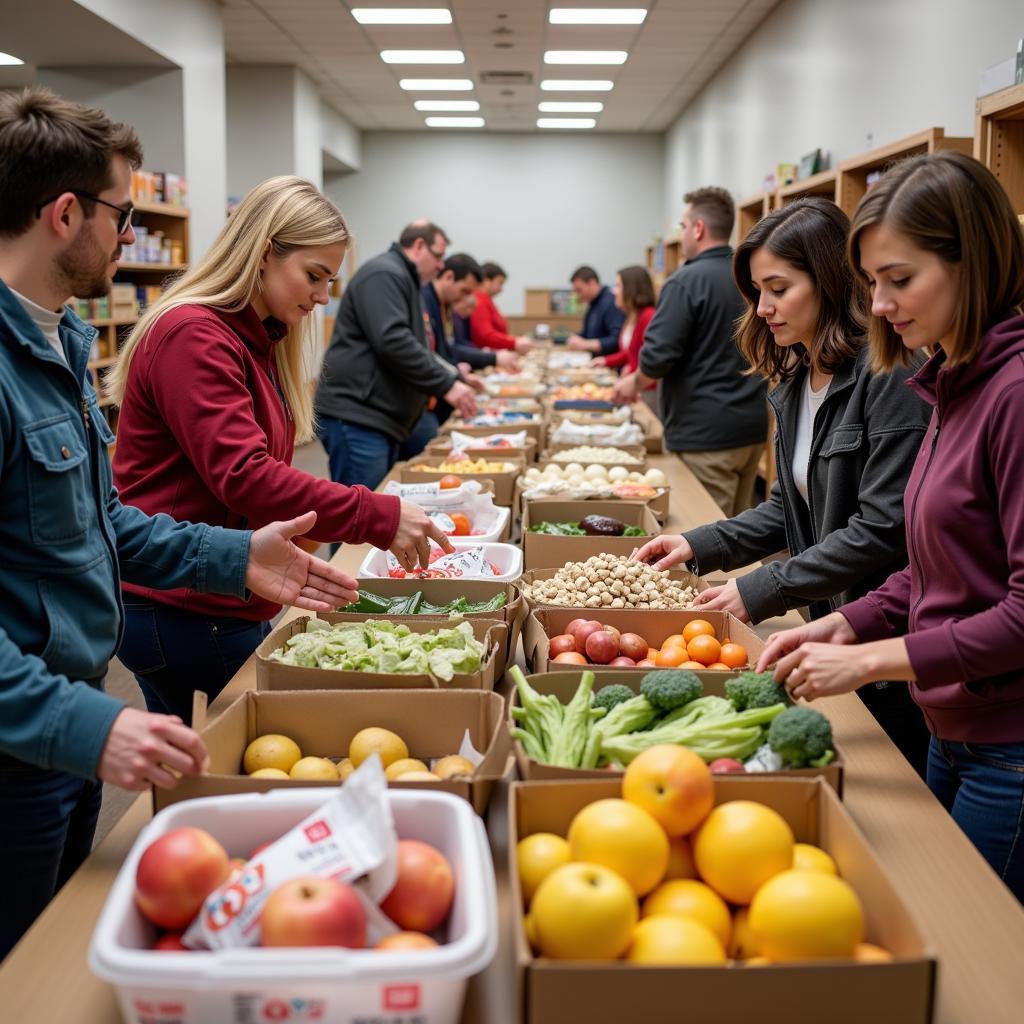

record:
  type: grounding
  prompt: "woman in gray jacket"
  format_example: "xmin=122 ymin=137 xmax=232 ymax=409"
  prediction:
xmin=635 ymin=197 xmax=932 ymax=773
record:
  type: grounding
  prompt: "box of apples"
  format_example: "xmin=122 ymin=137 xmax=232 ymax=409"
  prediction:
xmin=90 ymin=764 xmax=497 ymax=1024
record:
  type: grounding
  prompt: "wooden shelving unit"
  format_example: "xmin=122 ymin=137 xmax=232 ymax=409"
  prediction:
xmin=644 ymin=236 xmax=682 ymax=293
xmin=735 ymin=191 xmax=774 ymax=241
xmin=775 ymin=168 xmax=838 ymax=206
xmin=976 ymin=82 xmax=1024 ymax=216
xmin=836 ymin=127 xmax=972 ymax=216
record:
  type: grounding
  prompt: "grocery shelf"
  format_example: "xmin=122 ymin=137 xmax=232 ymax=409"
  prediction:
xmin=776 ymin=168 xmax=838 ymax=206
xmin=976 ymin=82 xmax=1024 ymax=216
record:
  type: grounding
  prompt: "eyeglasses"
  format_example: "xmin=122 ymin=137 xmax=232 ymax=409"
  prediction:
xmin=35 ymin=190 xmax=134 ymax=234
xmin=428 ymin=246 xmax=447 ymax=260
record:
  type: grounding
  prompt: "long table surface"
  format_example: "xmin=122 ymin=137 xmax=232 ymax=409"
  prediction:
xmin=3 ymin=452 xmax=1024 ymax=1022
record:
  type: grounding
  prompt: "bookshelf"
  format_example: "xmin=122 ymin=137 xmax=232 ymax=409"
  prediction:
xmin=975 ymin=82 xmax=1024 ymax=216
xmin=736 ymin=191 xmax=774 ymax=242
xmin=776 ymin=168 xmax=838 ymax=207
xmin=644 ymin=236 xmax=682 ymax=293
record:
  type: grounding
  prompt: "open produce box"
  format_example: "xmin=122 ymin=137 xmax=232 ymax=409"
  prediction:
xmin=522 ymin=500 xmax=661 ymax=571
xmin=507 ymin=669 xmax=843 ymax=793
xmin=542 ymin=443 xmax=648 ymax=468
xmin=401 ymin=454 xmax=525 ymax=505
xmin=511 ymin=777 xmax=935 ymax=1024
xmin=524 ymin=607 xmax=762 ymax=674
xmin=443 ymin=417 xmax=546 ymax=450
xmin=516 ymin=475 xmax=670 ymax=522
xmin=518 ymin=566 xmax=706 ymax=610
xmin=358 ymin=540 xmax=523 ymax=584
xmin=256 ymin=616 xmax=506 ymax=692
xmin=428 ymin=434 xmax=538 ymax=465
xmin=153 ymin=688 xmax=511 ymax=815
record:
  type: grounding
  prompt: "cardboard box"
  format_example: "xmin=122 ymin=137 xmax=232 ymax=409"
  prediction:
xmin=516 ymin=479 xmax=670 ymax=522
xmin=524 ymin=288 xmax=552 ymax=315
xmin=256 ymin=615 xmax=506 ymax=692
xmin=402 ymin=454 xmax=525 ymax=505
xmin=543 ymin=443 xmax=648 ymax=470
xmin=326 ymin=581 xmax=528 ymax=677
xmin=518 ymin=567 xmax=706 ymax=610
xmin=511 ymin=777 xmax=936 ymax=1024
xmin=523 ymin=607 xmax=762 ymax=674
xmin=443 ymin=417 xmax=546 ymax=450
xmin=153 ymin=689 xmax=510 ymax=816
xmin=522 ymin=501 xmax=661 ymax=571
xmin=428 ymin=435 xmax=539 ymax=465
xmin=507 ymin=669 xmax=843 ymax=793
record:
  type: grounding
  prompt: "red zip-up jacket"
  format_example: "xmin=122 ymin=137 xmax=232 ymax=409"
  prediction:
xmin=840 ymin=313 xmax=1024 ymax=742
xmin=468 ymin=289 xmax=516 ymax=350
xmin=604 ymin=305 xmax=655 ymax=372
xmin=113 ymin=303 xmax=400 ymax=621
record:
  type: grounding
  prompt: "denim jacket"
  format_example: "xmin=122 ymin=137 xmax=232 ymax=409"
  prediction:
xmin=0 ymin=278 xmax=250 ymax=778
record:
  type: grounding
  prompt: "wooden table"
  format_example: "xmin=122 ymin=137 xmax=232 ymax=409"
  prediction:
xmin=3 ymin=456 xmax=1024 ymax=1022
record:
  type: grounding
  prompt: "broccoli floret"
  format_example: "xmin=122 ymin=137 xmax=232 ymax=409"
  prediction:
xmin=725 ymin=671 xmax=791 ymax=712
xmin=639 ymin=669 xmax=703 ymax=712
xmin=767 ymin=706 xmax=834 ymax=768
xmin=592 ymin=684 xmax=637 ymax=714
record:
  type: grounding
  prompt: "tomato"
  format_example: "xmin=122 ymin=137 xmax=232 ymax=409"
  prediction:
xmin=388 ymin=566 xmax=407 ymax=579
xmin=448 ymin=513 xmax=471 ymax=536
xmin=438 ymin=474 xmax=463 ymax=489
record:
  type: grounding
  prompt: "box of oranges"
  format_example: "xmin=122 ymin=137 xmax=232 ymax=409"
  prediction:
xmin=511 ymin=775 xmax=935 ymax=1024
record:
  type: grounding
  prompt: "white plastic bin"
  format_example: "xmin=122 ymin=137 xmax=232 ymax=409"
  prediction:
xmin=358 ymin=541 xmax=523 ymax=582
xmin=90 ymin=789 xmax=498 ymax=1024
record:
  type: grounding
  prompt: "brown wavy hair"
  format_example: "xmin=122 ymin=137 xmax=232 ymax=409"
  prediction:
xmin=616 ymin=264 xmax=656 ymax=314
xmin=848 ymin=151 xmax=1024 ymax=372
xmin=734 ymin=197 xmax=866 ymax=381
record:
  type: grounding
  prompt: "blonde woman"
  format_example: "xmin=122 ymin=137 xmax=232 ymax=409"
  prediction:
xmin=108 ymin=176 xmax=449 ymax=719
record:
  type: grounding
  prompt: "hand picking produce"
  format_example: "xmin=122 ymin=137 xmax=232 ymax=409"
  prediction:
xmin=520 ymin=554 xmax=697 ymax=609
xmin=384 ymin=543 xmax=504 ymax=579
xmin=266 ymin=619 xmax=487 ymax=682
xmin=550 ymin=445 xmax=643 ymax=465
xmin=527 ymin=514 xmax=649 ymax=538
xmin=340 ymin=589 xmax=508 ymax=615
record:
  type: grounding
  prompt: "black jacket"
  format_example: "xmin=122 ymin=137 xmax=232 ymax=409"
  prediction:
xmin=683 ymin=346 xmax=931 ymax=622
xmin=316 ymin=244 xmax=458 ymax=442
xmin=639 ymin=246 xmax=767 ymax=451
xmin=421 ymin=283 xmax=496 ymax=372
xmin=583 ymin=285 xmax=626 ymax=357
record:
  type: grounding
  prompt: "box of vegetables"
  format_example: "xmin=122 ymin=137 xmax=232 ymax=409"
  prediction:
xmin=256 ymin=616 xmax=506 ymax=693
xmin=507 ymin=668 xmax=843 ymax=794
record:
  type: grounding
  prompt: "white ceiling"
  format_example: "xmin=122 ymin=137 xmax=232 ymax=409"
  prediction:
xmin=223 ymin=0 xmax=782 ymax=132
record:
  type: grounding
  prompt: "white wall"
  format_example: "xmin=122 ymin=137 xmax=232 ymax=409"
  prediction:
xmin=321 ymin=100 xmax=362 ymax=174
xmin=325 ymin=131 xmax=665 ymax=315
xmin=663 ymin=0 xmax=1024 ymax=221
xmin=294 ymin=70 xmax=324 ymax=189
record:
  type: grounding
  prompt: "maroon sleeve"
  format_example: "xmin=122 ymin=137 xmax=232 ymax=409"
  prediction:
xmin=469 ymin=292 xmax=516 ymax=350
xmin=839 ymin=566 xmax=913 ymax=641
xmin=145 ymin=317 xmax=401 ymax=548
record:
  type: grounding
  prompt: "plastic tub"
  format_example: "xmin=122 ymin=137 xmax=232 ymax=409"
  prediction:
xmin=90 ymin=788 xmax=498 ymax=1024
xmin=358 ymin=541 xmax=523 ymax=582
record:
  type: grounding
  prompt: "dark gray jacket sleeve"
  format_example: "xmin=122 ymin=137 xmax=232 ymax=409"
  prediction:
xmin=353 ymin=270 xmax=458 ymax=396
xmin=638 ymin=274 xmax=697 ymax=379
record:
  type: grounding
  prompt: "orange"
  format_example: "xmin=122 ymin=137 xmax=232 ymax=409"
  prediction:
xmin=683 ymin=619 xmax=717 ymax=643
xmin=719 ymin=642 xmax=749 ymax=669
xmin=623 ymin=745 xmax=714 ymax=837
xmin=654 ymin=646 xmax=687 ymax=667
xmin=680 ymin=660 xmax=707 ymax=670
xmin=686 ymin=634 xmax=722 ymax=667
xmin=642 ymin=879 xmax=732 ymax=948
xmin=349 ymin=727 xmax=409 ymax=768
xmin=729 ymin=906 xmax=761 ymax=958
xmin=626 ymin=914 xmax=726 ymax=964
xmin=438 ymin=474 xmax=462 ymax=489
xmin=792 ymin=843 xmax=838 ymax=875
xmin=516 ymin=833 xmax=571 ymax=905
xmin=661 ymin=634 xmax=688 ymax=650
xmin=448 ymin=512 xmax=471 ymax=536
xmin=705 ymin=662 xmax=731 ymax=670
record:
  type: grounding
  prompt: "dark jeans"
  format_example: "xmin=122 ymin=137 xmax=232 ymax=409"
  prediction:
xmin=857 ymin=681 xmax=931 ymax=780
xmin=927 ymin=736 xmax=1024 ymax=901
xmin=0 ymin=763 xmax=101 ymax=958
xmin=118 ymin=600 xmax=270 ymax=724
xmin=318 ymin=416 xmax=398 ymax=491
xmin=398 ymin=409 xmax=440 ymax=462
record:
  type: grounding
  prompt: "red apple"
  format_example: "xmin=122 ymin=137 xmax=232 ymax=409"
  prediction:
xmin=153 ymin=931 xmax=189 ymax=952
xmin=135 ymin=827 xmax=231 ymax=929
xmin=261 ymin=876 xmax=367 ymax=948
xmin=548 ymin=634 xmax=577 ymax=659
xmin=380 ymin=840 xmax=454 ymax=933
xmin=609 ymin=656 xmax=637 ymax=667
xmin=553 ymin=651 xmax=588 ymax=665
xmin=565 ymin=618 xmax=589 ymax=639
xmin=585 ymin=629 xmax=620 ymax=664
xmin=708 ymin=758 xmax=746 ymax=773
xmin=619 ymin=632 xmax=649 ymax=662
xmin=601 ymin=625 xmax=622 ymax=645
xmin=375 ymin=930 xmax=439 ymax=951
xmin=574 ymin=620 xmax=606 ymax=654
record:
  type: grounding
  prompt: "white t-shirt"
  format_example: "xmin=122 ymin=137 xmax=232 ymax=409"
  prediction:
xmin=10 ymin=287 xmax=66 ymax=364
xmin=619 ymin=319 xmax=634 ymax=353
xmin=792 ymin=373 xmax=831 ymax=504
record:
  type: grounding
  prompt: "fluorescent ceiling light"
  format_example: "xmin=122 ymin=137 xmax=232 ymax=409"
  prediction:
xmin=550 ymin=8 xmax=647 ymax=24
xmin=544 ymin=50 xmax=627 ymax=65
xmin=352 ymin=8 xmax=452 ymax=23
xmin=381 ymin=49 xmax=464 ymax=64
xmin=538 ymin=101 xmax=603 ymax=113
xmin=537 ymin=117 xmax=597 ymax=129
xmin=414 ymin=99 xmax=480 ymax=111
xmin=0 ymin=52 xmax=25 ymax=65
xmin=400 ymin=78 xmax=474 ymax=90
xmin=540 ymin=79 xmax=614 ymax=91
xmin=425 ymin=116 xmax=485 ymax=128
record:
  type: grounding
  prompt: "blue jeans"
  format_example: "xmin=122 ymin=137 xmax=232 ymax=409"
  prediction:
xmin=927 ymin=736 xmax=1024 ymax=901
xmin=118 ymin=600 xmax=270 ymax=724
xmin=398 ymin=410 xmax=440 ymax=461
xmin=0 ymin=762 xmax=101 ymax=958
xmin=318 ymin=416 xmax=398 ymax=491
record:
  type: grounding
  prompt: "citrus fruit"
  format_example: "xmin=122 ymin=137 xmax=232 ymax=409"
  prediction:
xmin=433 ymin=754 xmax=476 ymax=779
xmin=706 ymin=662 xmax=732 ymax=670
xmin=719 ymin=642 xmax=748 ymax=668
xmin=642 ymin=879 xmax=731 ymax=948
xmin=792 ymin=843 xmax=838 ymax=875
xmin=384 ymin=758 xmax=429 ymax=781
xmin=393 ymin=770 xmax=441 ymax=781
xmin=683 ymin=619 xmax=717 ymax=644
xmin=654 ymin=646 xmax=687 ymax=667
xmin=243 ymin=734 xmax=302 ymax=775
xmin=438 ymin=474 xmax=462 ymax=489
xmin=568 ymin=798 xmax=669 ymax=896
xmin=337 ymin=757 xmax=355 ymax=780
xmin=680 ymin=660 xmax=707 ymax=670
xmin=349 ymin=727 xmax=409 ymax=768
xmin=249 ymin=767 xmax=290 ymax=780
xmin=663 ymin=835 xmax=698 ymax=880
xmin=517 ymin=832 xmax=572 ymax=905
xmin=626 ymin=914 xmax=726 ymax=964
xmin=661 ymin=634 xmax=688 ymax=650
xmin=748 ymin=869 xmax=864 ymax=961
xmin=692 ymin=800 xmax=794 ymax=904
xmin=686 ymin=634 xmax=722 ymax=666
xmin=288 ymin=757 xmax=340 ymax=781
xmin=622 ymin=744 xmax=713 ymax=837
xmin=729 ymin=906 xmax=761 ymax=958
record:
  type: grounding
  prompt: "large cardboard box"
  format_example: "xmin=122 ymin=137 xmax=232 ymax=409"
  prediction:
xmin=327 ymin=581 xmax=528 ymax=677
xmin=523 ymin=607 xmax=763 ymax=674
xmin=153 ymin=689 xmax=510 ymax=815
xmin=517 ymin=567 xmax=706 ymax=610
xmin=507 ymin=669 xmax=843 ymax=793
xmin=522 ymin=500 xmax=661 ymax=571
xmin=511 ymin=777 xmax=936 ymax=1024
xmin=517 ymin=480 xmax=670 ymax=522
xmin=402 ymin=454 xmax=525 ymax=505
xmin=442 ymin=417 xmax=546 ymax=450
xmin=256 ymin=615 xmax=506 ymax=692
xmin=428 ymin=435 xmax=539 ymax=465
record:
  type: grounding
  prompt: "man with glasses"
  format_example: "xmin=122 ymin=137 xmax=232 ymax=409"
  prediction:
xmin=316 ymin=221 xmax=478 ymax=490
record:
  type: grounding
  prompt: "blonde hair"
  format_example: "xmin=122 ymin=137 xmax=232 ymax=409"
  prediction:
xmin=108 ymin=176 xmax=349 ymax=442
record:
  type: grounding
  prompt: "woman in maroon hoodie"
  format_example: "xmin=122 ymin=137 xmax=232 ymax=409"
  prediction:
xmin=757 ymin=151 xmax=1024 ymax=899
xmin=107 ymin=177 xmax=450 ymax=720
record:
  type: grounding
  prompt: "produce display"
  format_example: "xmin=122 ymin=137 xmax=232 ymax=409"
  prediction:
xmin=516 ymin=749 xmax=881 ymax=965
xmin=520 ymin=554 xmax=697 ymax=609
xmin=385 ymin=544 xmax=504 ymax=579
xmin=340 ymin=589 xmax=508 ymax=615
xmin=410 ymin=458 xmax=516 ymax=474
xmin=522 ymin=462 xmax=666 ymax=499
xmin=549 ymin=445 xmax=643 ymax=465
xmin=527 ymin=514 xmax=648 ymax=538
xmin=266 ymin=619 xmax=487 ymax=681
xmin=550 ymin=383 xmax=615 ymax=402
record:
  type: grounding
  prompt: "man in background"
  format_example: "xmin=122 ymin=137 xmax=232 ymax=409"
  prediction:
xmin=613 ymin=187 xmax=767 ymax=516
xmin=457 ymin=261 xmax=533 ymax=355
xmin=566 ymin=265 xmax=625 ymax=356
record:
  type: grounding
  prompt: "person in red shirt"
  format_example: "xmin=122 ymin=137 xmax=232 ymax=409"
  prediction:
xmin=462 ymin=261 xmax=533 ymax=354
xmin=595 ymin=265 xmax=657 ymax=377
xmin=106 ymin=176 xmax=450 ymax=720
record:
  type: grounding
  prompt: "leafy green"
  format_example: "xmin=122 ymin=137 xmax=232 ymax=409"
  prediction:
xmin=526 ymin=521 xmax=587 ymax=535
xmin=340 ymin=590 xmax=507 ymax=615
